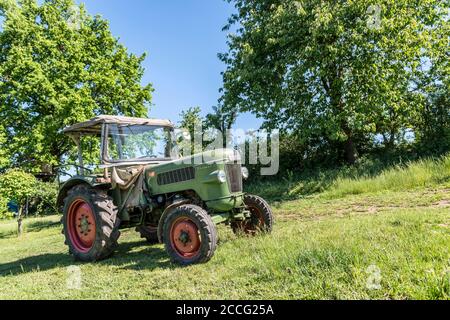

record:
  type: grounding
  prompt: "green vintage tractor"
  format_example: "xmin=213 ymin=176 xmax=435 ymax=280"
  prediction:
xmin=57 ymin=115 xmax=273 ymax=265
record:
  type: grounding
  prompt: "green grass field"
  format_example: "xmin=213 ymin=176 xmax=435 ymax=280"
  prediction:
xmin=0 ymin=157 xmax=449 ymax=299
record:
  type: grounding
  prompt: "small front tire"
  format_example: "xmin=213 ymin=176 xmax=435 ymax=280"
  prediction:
xmin=231 ymin=194 xmax=274 ymax=235
xmin=162 ymin=204 xmax=217 ymax=265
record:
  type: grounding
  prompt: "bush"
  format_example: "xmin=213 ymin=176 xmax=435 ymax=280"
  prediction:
xmin=0 ymin=169 xmax=58 ymax=219
xmin=31 ymin=181 xmax=58 ymax=216
xmin=0 ymin=196 xmax=11 ymax=219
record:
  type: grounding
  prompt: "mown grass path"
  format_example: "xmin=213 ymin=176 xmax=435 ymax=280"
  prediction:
xmin=0 ymin=186 xmax=449 ymax=299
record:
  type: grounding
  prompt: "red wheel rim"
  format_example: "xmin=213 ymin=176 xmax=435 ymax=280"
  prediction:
xmin=67 ymin=199 xmax=96 ymax=253
xmin=170 ymin=217 xmax=201 ymax=258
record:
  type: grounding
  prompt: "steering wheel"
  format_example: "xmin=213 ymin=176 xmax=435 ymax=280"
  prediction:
xmin=54 ymin=164 xmax=94 ymax=177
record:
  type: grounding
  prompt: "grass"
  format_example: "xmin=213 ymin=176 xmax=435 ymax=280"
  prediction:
xmin=0 ymin=156 xmax=449 ymax=299
xmin=322 ymin=156 xmax=450 ymax=199
xmin=246 ymin=154 xmax=450 ymax=201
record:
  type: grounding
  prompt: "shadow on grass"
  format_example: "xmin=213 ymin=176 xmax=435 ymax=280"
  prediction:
xmin=99 ymin=240 xmax=175 ymax=271
xmin=0 ymin=240 xmax=177 ymax=276
xmin=0 ymin=252 xmax=71 ymax=276
xmin=0 ymin=218 xmax=61 ymax=239
xmin=27 ymin=219 xmax=61 ymax=232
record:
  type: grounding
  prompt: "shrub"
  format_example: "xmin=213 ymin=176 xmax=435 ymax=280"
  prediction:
xmin=32 ymin=181 xmax=58 ymax=216
xmin=0 ymin=196 xmax=11 ymax=219
xmin=0 ymin=169 xmax=58 ymax=220
xmin=0 ymin=169 xmax=36 ymax=206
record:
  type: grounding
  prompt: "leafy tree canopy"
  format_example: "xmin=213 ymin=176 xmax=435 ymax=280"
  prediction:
xmin=0 ymin=168 xmax=36 ymax=205
xmin=220 ymin=0 xmax=448 ymax=163
xmin=0 ymin=0 xmax=153 ymax=171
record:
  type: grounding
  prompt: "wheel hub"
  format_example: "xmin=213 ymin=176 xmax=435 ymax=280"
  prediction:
xmin=178 ymin=230 xmax=190 ymax=245
xmin=235 ymin=205 xmax=265 ymax=234
xmin=78 ymin=215 xmax=91 ymax=235
xmin=170 ymin=218 xmax=201 ymax=257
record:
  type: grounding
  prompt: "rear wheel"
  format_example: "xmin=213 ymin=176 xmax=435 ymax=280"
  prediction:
xmin=231 ymin=194 xmax=274 ymax=235
xmin=162 ymin=204 xmax=217 ymax=265
xmin=62 ymin=185 xmax=120 ymax=261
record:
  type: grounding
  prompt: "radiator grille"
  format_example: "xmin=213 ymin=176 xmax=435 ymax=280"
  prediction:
xmin=157 ymin=167 xmax=195 ymax=185
xmin=225 ymin=163 xmax=243 ymax=193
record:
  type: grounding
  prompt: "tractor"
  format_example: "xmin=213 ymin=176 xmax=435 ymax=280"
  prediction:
xmin=57 ymin=115 xmax=274 ymax=265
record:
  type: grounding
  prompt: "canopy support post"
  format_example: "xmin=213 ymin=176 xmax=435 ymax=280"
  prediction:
xmin=70 ymin=134 xmax=84 ymax=175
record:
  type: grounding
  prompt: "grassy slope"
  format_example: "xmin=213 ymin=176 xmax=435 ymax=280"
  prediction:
xmin=0 ymin=158 xmax=449 ymax=300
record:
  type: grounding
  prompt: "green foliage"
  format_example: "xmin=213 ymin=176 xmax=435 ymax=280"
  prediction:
xmin=178 ymin=105 xmax=238 ymax=154
xmin=415 ymin=90 xmax=450 ymax=155
xmin=108 ymin=125 xmax=171 ymax=160
xmin=0 ymin=169 xmax=36 ymax=207
xmin=0 ymin=0 xmax=153 ymax=171
xmin=0 ymin=169 xmax=58 ymax=218
xmin=205 ymin=105 xmax=236 ymax=133
xmin=221 ymin=0 xmax=448 ymax=164
xmin=0 ymin=125 xmax=9 ymax=171
xmin=178 ymin=106 xmax=204 ymax=155
xmin=32 ymin=180 xmax=58 ymax=216
xmin=179 ymin=106 xmax=203 ymax=136
xmin=0 ymin=196 xmax=10 ymax=219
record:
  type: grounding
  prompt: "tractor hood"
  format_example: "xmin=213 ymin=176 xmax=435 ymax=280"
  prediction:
xmin=144 ymin=148 xmax=244 ymax=212
xmin=147 ymin=148 xmax=240 ymax=171
xmin=177 ymin=148 xmax=239 ymax=166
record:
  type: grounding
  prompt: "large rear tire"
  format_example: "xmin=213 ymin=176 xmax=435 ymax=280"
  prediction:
xmin=162 ymin=204 xmax=217 ymax=265
xmin=62 ymin=185 xmax=120 ymax=261
xmin=231 ymin=194 xmax=274 ymax=235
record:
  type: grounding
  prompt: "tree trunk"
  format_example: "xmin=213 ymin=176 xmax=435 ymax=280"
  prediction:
xmin=341 ymin=119 xmax=357 ymax=165
xmin=344 ymin=136 xmax=357 ymax=165
xmin=17 ymin=205 xmax=23 ymax=237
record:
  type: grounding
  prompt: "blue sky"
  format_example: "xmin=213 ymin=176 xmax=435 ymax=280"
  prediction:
xmin=78 ymin=0 xmax=263 ymax=130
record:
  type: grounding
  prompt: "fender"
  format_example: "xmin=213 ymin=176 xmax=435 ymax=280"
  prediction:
xmin=157 ymin=200 xmax=190 ymax=243
xmin=56 ymin=176 xmax=110 ymax=211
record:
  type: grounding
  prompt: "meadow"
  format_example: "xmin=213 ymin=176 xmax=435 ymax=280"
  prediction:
xmin=0 ymin=156 xmax=449 ymax=299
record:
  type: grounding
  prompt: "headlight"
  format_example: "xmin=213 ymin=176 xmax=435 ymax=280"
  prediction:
xmin=241 ymin=167 xmax=249 ymax=179
xmin=217 ymin=170 xmax=227 ymax=183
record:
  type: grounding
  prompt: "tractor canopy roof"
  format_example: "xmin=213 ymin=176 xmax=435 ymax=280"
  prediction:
xmin=63 ymin=115 xmax=174 ymax=135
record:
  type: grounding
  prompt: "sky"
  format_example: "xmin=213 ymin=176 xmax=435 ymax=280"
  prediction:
xmin=78 ymin=0 xmax=263 ymax=130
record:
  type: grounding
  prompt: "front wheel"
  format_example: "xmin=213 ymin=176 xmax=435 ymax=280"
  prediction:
xmin=231 ymin=194 xmax=274 ymax=235
xmin=162 ymin=204 xmax=217 ymax=265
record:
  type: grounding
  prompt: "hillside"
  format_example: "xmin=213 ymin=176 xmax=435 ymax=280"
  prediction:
xmin=0 ymin=157 xmax=449 ymax=299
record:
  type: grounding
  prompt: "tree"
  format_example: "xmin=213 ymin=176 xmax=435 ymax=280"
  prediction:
xmin=178 ymin=106 xmax=204 ymax=155
xmin=0 ymin=0 xmax=153 ymax=171
xmin=414 ymin=9 xmax=449 ymax=155
xmin=416 ymin=90 xmax=450 ymax=155
xmin=0 ymin=124 xmax=9 ymax=171
xmin=0 ymin=169 xmax=36 ymax=235
xmin=220 ymin=0 xmax=447 ymax=164
xmin=205 ymin=104 xmax=237 ymax=148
